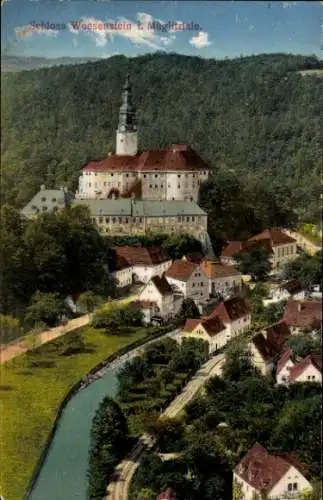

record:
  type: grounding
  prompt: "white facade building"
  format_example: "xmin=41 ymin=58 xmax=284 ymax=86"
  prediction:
xmin=165 ymin=260 xmax=209 ymax=306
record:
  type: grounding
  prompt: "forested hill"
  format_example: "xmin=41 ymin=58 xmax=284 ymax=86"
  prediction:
xmin=1 ymin=52 xmax=322 ymax=221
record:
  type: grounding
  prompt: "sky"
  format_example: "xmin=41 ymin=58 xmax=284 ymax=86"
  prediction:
xmin=1 ymin=0 xmax=322 ymax=60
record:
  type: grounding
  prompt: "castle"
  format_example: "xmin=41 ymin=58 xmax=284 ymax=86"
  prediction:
xmin=21 ymin=76 xmax=212 ymax=253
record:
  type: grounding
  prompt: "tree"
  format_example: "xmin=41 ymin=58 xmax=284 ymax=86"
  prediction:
xmin=76 ymin=291 xmax=103 ymax=313
xmin=235 ymin=246 xmax=271 ymax=281
xmin=24 ymin=291 xmax=67 ymax=327
xmin=263 ymin=300 xmax=286 ymax=324
xmin=287 ymin=334 xmax=321 ymax=358
xmin=0 ymin=315 xmax=22 ymax=344
xmin=283 ymin=251 xmax=322 ymax=292
xmin=147 ymin=417 xmax=184 ymax=452
xmin=222 ymin=339 xmax=261 ymax=382
xmin=91 ymin=304 xmax=143 ymax=330
xmin=87 ymin=397 xmax=129 ymax=499
xmin=177 ymin=298 xmax=200 ymax=323
xmin=137 ymin=488 xmax=157 ymax=500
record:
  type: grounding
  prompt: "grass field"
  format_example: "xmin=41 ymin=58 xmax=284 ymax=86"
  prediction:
xmin=0 ymin=325 xmax=149 ymax=500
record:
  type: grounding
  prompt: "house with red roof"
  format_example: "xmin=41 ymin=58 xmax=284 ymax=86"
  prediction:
xmin=181 ymin=315 xmax=227 ymax=353
xmin=165 ymin=260 xmax=209 ymax=306
xmin=220 ymin=228 xmax=297 ymax=271
xmin=200 ymin=259 xmax=244 ymax=297
xmin=276 ymin=348 xmax=297 ymax=385
xmin=248 ymin=322 xmax=291 ymax=376
xmin=138 ymin=275 xmax=182 ymax=322
xmin=110 ymin=246 xmax=172 ymax=287
xmin=157 ymin=488 xmax=177 ymax=500
xmin=208 ymin=297 xmax=251 ymax=341
xmin=234 ymin=443 xmax=312 ymax=499
xmin=282 ymin=299 xmax=322 ymax=334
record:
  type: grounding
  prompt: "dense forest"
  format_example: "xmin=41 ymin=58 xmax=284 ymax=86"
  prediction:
xmin=1 ymin=52 xmax=322 ymax=223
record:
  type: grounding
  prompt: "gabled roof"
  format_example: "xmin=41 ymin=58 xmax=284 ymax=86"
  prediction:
xmin=209 ymin=297 xmax=250 ymax=323
xmin=248 ymin=228 xmax=296 ymax=246
xmin=264 ymin=321 xmax=291 ymax=353
xmin=289 ymin=354 xmax=322 ymax=382
xmin=220 ymin=241 xmax=244 ymax=259
xmin=165 ymin=260 xmax=199 ymax=282
xmin=280 ymin=279 xmax=304 ymax=295
xmin=112 ymin=246 xmax=170 ymax=268
xmin=201 ymin=260 xmax=242 ymax=279
xmin=276 ymin=348 xmax=294 ymax=375
xmin=21 ymin=187 xmax=72 ymax=217
xmin=82 ymin=145 xmax=210 ymax=173
xmin=252 ymin=333 xmax=277 ymax=362
xmin=234 ymin=443 xmax=307 ymax=493
xmin=220 ymin=239 xmax=273 ymax=260
xmin=151 ymin=275 xmax=173 ymax=296
xmin=157 ymin=488 xmax=177 ymax=500
xmin=182 ymin=318 xmax=201 ymax=332
xmin=182 ymin=315 xmax=226 ymax=337
xmin=282 ymin=300 xmax=322 ymax=328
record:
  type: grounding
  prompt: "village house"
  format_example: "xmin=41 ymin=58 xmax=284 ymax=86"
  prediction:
xmin=220 ymin=228 xmax=297 ymax=271
xmin=248 ymin=321 xmax=291 ymax=376
xmin=180 ymin=315 xmax=227 ymax=353
xmin=282 ymin=300 xmax=322 ymax=334
xmin=277 ymin=351 xmax=322 ymax=385
xmin=109 ymin=246 xmax=172 ymax=286
xmin=264 ymin=280 xmax=306 ymax=306
xmin=200 ymin=259 xmax=244 ymax=298
xmin=233 ymin=443 xmax=312 ymax=500
xmin=208 ymin=297 xmax=251 ymax=341
xmin=157 ymin=488 xmax=177 ymax=500
xmin=165 ymin=260 xmax=209 ymax=306
xmin=138 ymin=275 xmax=182 ymax=321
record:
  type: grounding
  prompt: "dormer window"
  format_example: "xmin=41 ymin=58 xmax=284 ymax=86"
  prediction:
xmin=41 ymin=197 xmax=46 ymax=202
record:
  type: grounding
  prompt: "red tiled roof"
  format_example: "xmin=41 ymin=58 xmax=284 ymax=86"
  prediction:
xmin=220 ymin=241 xmax=244 ymax=259
xmin=113 ymin=246 xmax=170 ymax=267
xmin=235 ymin=443 xmax=305 ymax=493
xmin=201 ymin=260 xmax=242 ymax=279
xmin=289 ymin=354 xmax=322 ymax=382
xmin=252 ymin=333 xmax=277 ymax=362
xmin=264 ymin=321 xmax=291 ymax=353
xmin=82 ymin=145 xmax=210 ymax=173
xmin=276 ymin=348 xmax=294 ymax=375
xmin=157 ymin=488 xmax=177 ymax=500
xmin=248 ymin=228 xmax=296 ymax=246
xmin=282 ymin=300 xmax=322 ymax=328
xmin=209 ymin=297 xmax=250 ymax=323
xmin=151 ymin=275 xmax=173 ymax=296
xmin=202 ymin=315 xmax=226 ymax=336
xmin=165 ymin=260 xmax=198 ymax=281
xmin=182 ymin=318 xmax=201 ymax=332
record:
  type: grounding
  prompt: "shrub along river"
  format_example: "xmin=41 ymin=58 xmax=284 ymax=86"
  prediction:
xmin=28 ymin=330 xmax=179 ymax=500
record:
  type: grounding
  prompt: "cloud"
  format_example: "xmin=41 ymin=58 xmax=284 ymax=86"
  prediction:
xmin=281 ymin=1 xmax=297 ymax=7
xmin=15 ymin=23 xmax=59 ymax=38
xmin=160 ymin=35 xmax=176 ymax=46
xmin=189 ymin=31 xmax=211 ymax=49
xmin=67 ymin=13 xmax=164 ymax=49
xmin=248 ymin=24 xmax=255 ymax=32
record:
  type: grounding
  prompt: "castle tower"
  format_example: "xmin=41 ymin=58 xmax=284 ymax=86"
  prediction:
xmin=116 ymin=74 xmax=138 ymax=156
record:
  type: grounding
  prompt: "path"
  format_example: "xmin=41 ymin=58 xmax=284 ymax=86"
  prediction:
xmin=0 ymin=292 xmax=141 ymax=365
xmin=282 ymin=229 xmax=321 ymax=256
xmin=106 ymin=353 xmax=225 ymax=500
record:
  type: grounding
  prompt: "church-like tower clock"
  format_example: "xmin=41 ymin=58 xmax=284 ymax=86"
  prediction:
xmin=116 ymin=75 xmax=138 ymax=156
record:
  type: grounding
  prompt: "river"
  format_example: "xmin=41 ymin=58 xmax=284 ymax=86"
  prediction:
xmin=28 ymin=330 xmax=179 ymax=500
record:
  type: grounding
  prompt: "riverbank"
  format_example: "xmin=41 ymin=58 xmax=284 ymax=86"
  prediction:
xmin=0 ymin=325 xmax=160 ymax=500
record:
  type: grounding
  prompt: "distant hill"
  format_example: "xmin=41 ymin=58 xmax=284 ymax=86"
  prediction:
xmin=1 ymin=52 xmax=322 ymax=223
xmin=1 ymin=54 xmax=100 ymax=72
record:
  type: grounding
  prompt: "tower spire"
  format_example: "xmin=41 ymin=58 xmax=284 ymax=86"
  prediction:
xmin=116 ymin=74 xmax=138 ymax=156
xmin=118 ymin=74 xmax=137 ymax=132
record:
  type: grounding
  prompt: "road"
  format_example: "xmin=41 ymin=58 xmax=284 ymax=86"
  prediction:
xmin=0 ymin=292 xmax=142 ymax=365
xmin=106 ymin=352 xmax=225 ymax=500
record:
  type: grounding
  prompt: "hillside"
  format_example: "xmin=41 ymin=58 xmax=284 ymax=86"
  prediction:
xmin=1 ymin=54 xmax=100 ymax=73
xmin=1 ymin=52 xmax=322 ymax=222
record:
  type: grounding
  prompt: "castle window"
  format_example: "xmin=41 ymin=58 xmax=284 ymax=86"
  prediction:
xmin=103 ymin=182 xmax=106 ymax=187
xmin=41 ymin=197 xmax=46 ymax=202
xmin=111 ymin=173 xmax=114 ymax=177
xmin=126 ymin=173 xmax=129 ymax=177
xmin=99 ymin=217 xmax=103 ymax=223
xmin=143 ymin=174 xmax=146 ymax=178
xmin=161 ymin=184 xmax=163 ymax=188
xmin=155 ymin=185 xmax=158 ymax=189
xmin=119 ymin=217 xmax=122 ymax=223
xmin=139 ymin=217 xmax=143 ymax=223
xmin=168 ymin=184 xmax=171 ymax=188
xmin=52 ymin=198 xmax=56 ymax=202
xmin=132 ymin=173 xmax=136 ymax=177
xmin=178 ymin=185 xmax=181 ymax=189
xmin=125 ymin=217 xmax=128 ymax=223
xmin=192 ymin=216 xmax=195 ymax=221
xmin=178 ymin=216 xmax=182 ymax=222
xmin=149 ymin=185 xmax=152 ymax=188
xmin=155 ymin=174 xmax=158 ymax=178
xmin=112 ymin=217 xmax=116 ymax=223
xmin=177 ymin=174 xmax=181 ymax=178
xmin=105 ymin=217 xmax=110 ymax=223
xmin=186 ymin=217 xmax=189 ymax=222
xmin=42 ymin=206 xmax=48 ymax=211
xmin=89 ymin=183 xmax=91 ymax=187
